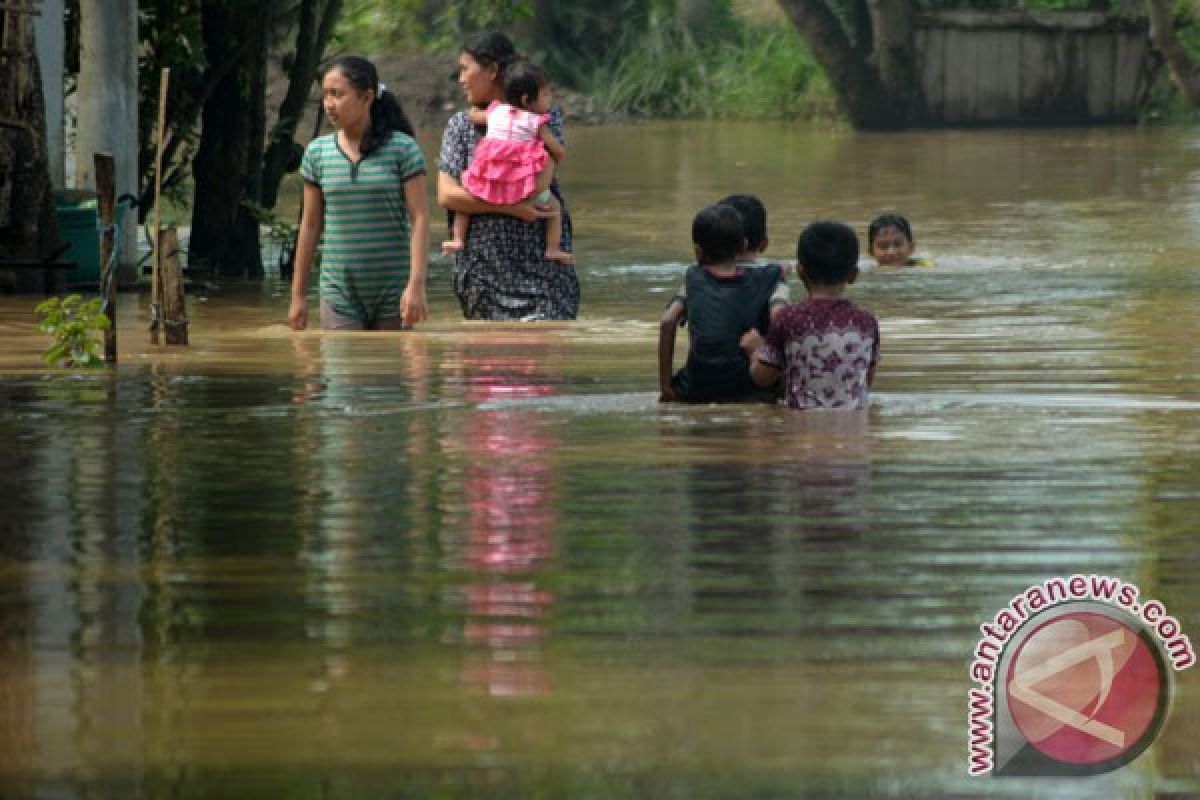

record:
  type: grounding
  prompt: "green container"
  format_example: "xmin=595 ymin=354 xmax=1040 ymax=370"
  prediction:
xmin=54 ymin=190 xmax=101 ymax=286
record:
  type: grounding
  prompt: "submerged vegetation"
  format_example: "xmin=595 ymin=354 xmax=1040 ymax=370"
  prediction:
xmin=35 ymin=295 xmax=110 ymax=368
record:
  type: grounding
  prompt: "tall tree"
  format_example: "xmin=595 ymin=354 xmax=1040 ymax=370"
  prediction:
xmin=188 ymin=0 xmax=346 ymax=278
xmin=188 ymin=0 xmax=271 ymax=278
xmin=76 ymin=0 xmax=138 ymax=274
xmin=775 ymin=0 xmax=925 ymax=129
xmin=260 ymin=0 xmax=343 ymax=209
xmin=0 ymin=8 xmax=60 ymax=278
xmin=1145 ymin=0 xmax=1200 ymax=107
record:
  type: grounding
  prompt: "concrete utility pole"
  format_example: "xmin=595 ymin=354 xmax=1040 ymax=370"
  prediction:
xmin=75 ymin=0 xmax=138 ymax=278
xmin=33 ymin=0 xmax=65 ymax=187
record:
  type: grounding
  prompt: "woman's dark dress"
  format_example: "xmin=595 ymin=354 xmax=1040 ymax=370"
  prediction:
xmin=438 ymin=107 xmax=580 ymax=320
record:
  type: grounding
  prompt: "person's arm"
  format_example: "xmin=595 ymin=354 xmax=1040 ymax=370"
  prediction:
xmin=401 ymin=173 xmax=429 ymax=327
xmin=867 ymin=319 xmax=881 ymax=388
xmin=538 ymin=124 xmax=565 ymax=163
xmin=288 ymin=181 xmax=323 ymax=330
xmin=767 ymin=270 xmax=790 ymax=324
xmin=740 ymin=329 xmax=781 ymax=388
xmin=437 ymin=171 xmax=549 ymax=221
xmin=467 ymin=106 xmax=489 ymax=127
xmin=659 ymin=299 xmax=686 ymax=402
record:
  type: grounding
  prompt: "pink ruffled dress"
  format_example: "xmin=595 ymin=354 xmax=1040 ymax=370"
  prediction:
xmin=462 ymin=101 xmax=549 ymax=205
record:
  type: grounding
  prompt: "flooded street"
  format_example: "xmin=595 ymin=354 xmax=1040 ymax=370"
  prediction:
xmin=2 ymin=122 xmax=1200 ymax=798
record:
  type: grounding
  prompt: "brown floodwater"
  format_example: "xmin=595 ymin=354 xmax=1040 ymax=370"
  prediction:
xmin=2 ymin=122 xmax=1200 ymax=798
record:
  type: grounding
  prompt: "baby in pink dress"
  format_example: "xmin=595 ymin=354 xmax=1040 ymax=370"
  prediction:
xmin=443 ymin=61 xmax=573 ymax=264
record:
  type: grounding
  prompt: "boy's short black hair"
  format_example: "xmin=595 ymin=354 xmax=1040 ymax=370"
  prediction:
xmin=797 ymin=221 xmax=859 ymax=285
xmin=718 ymin=194 xmax=767 ymax=251
xmin=692 ymin=203 xmax=745 ymax=265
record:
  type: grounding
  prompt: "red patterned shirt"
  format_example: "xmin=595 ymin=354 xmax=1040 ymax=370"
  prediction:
xmin=759 ymin=296 xmax=880 ymax=410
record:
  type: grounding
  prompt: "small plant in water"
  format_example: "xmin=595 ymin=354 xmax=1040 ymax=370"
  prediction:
xmin=35 ymin=294 xmax=110 ymax=367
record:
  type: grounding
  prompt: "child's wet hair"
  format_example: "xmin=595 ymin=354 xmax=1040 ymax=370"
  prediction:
xmin=718 ymin=194 xmax=768 ymax=252
xmin=693 ymin=204 xmax=745 ymax=265
xmin=503 ymin=60 xmax=550 ymax=109
xmin=867 ymin=213 xmax=913 ymax=248
xmin=798 ymin=221 xmax=859 ymax=285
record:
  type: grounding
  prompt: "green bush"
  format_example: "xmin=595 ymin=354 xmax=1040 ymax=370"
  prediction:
xmin=592 ymin=16 xmax=833 ymax=120
xmin=35 ymin=294 xmax=110 ymax=368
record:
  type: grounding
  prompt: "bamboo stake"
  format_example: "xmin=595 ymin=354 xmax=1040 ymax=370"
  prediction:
xmin=150 ymin=66 xmax=169 ymax=343
xmin=95 ymin=152 xmax=117 ymax=363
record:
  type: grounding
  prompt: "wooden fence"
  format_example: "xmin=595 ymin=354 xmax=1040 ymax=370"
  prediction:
xmin=917 ymin=11 xmax=1156 ymax=125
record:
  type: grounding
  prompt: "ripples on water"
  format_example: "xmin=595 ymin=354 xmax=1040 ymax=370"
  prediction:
xmin=2 ymin=124 xmax=1200 ymax=798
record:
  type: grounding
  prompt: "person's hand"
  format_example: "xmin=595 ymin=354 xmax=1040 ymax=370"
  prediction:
xmin=401 ymin=284 xmax=428 ymax=327
xmin=740 ymin=329 xmax=765 ymax=360
xmin=288 ymin=297 xmax=308 ymax=331
xmin=510 ymin=201 xmax=554 ymax=223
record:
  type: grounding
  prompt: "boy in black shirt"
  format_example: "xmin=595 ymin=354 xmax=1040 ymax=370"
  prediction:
xmin=658 ymin=202 xmax=788 ymax=403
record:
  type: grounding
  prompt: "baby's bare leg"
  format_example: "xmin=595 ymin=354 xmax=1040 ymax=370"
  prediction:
xmin=534 ymin=162 xmax=555 ymax=196
xmin=541 ymin=195 xmax=573 ymax=264
xmin=442 ymin=211 xmax=468 ymax=255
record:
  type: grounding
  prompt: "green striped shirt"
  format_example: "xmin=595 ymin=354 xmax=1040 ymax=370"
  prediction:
xmin=301 ymin=131 xmax=426 ymax=321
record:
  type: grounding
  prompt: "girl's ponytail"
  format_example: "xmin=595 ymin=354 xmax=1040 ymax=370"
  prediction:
xmin=368 ymin=86 xmax=415 ymax=155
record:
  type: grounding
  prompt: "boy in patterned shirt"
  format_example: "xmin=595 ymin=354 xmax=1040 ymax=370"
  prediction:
xmin=741 ymin=221 xmax=880 ymax=410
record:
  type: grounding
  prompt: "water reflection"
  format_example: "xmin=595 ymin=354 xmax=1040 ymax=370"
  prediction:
xmin=443 ymin=345 xmax=557 ymax=701
xmin=2 ymin=122 xmax=1200 ymax=797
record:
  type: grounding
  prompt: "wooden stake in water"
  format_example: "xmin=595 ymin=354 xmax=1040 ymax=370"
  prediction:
xmin=95 ymin=152 xmax=117 ymax=363
xmin=160 ymin=226 xmax=187 ymax=345
xmin=150 ymin=66 xmax=169 ymax=343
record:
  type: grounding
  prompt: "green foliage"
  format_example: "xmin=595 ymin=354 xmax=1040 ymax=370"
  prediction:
xmin=918 ymin=0 xmax=1118 ymax=7
xmin=334 ymin=0 xmax=533 ymax=54
xmin=591 ymin=13 xmax=832 ymax=120
xmin=35 ymin=295 xmax=111 ymax=368
xmin=591 ymin=10 xmax=708 ymax=117
xmin=708 ymin=25 xmax=835 ymax=119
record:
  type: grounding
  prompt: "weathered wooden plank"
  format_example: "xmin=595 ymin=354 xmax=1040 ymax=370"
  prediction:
xmin=1113 ymin=31 xmax=1149 ymax=119
xmin=943 ymin=27 xmax=976 ymax=123
xmin=160 ymin=227 xmax=188 ymax=346
xmin=974 ymin=31 xmax=1020 ymax=122
xmin=1085 ymin=32 xmax=1116 ymax=120
xmin=917 ymin=27 xmax=946 ymax=123
xmin=921 ymin=11 xmax=1144 ymax=33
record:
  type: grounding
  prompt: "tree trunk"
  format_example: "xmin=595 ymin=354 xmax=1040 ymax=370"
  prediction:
xmin=33 ymin=0 xmax=65 ymax=187
xmin=1146 ymin=0 xmax=1200 ymax=108
xmin=515 ymin=0 xmax=555 ymax=55
xmin=0 ymin=10 xmax=60 ymax=287
xmin=189 ymin=1 xmax=269 ymax=279
xmin=76 ymin=0 xmax=138 ymax=277
xmin=775 ymin=0 xmax=891 ymax=129
xmin=260 ymin=0 xmax=342 ymax=209
xmin=865 ymin=0 xmax=924 ymax=124
xmin=776 ymin=0 xmax=922 ymax=130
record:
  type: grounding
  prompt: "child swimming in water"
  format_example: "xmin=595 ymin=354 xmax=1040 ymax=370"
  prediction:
xmin=867 ymin=213 xmax=933 ymax=268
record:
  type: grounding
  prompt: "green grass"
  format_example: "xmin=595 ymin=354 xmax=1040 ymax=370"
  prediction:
xmin=589 ymin=16 xmax=835 ymax=120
